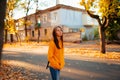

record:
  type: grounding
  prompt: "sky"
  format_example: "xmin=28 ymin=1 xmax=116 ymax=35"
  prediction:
xmin=13 ymin=0 xmax=83 ymax=19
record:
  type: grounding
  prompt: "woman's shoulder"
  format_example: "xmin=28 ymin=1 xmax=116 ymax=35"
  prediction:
xmin=49 ymin=39 xmax=54 ymax=44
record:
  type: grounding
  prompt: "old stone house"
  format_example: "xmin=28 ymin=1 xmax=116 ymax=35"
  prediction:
xmin=16 ymin=4 xmax=98 ymax=42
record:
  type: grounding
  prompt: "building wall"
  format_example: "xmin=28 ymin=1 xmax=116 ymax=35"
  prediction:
xmin=29 ymin=15 xmax=36 ymax=27
xmin=59 ymin=8 xmax=83 ymax=28
xmin=63 ymin=32 xmax=81 ymax=42
xmin=30 ymin=27 xmax=53 ymax=41
xmin=82 ymin=12 xmax=98 ymax=26
xmin=50 ymin=9 xmax=61 ymax=26
xmin=38 ymin=13 xmax=51 ymax=27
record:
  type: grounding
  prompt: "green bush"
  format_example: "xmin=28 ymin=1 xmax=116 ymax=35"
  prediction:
xmin=94 ymin=27 xmax=99 ymax=40
xmin=82 ymin=34 xmax=88 ymax=41
xmin=106 ymin=21 xmax=120 ymax=41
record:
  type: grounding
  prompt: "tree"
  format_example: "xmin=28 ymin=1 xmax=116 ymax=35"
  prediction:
xmin=17 ymin=0 xmax=33 ymax=41
xmin=80 ymin=0 xmax=120 ymax=53
xmin=34 ymin=0 xmax=41 ymax=43
xmin=106 ymin=20 xmax=120 ymax=42
xmin=105 ymin=0 xmax=120 ymax=42
xmin=0 ymin=0 xmax=7 ymax=65
xmin=24 ymin=0 xmax=31 ymax=38
xmin=5 ymin=0 xmax=20 ymax=43
xmin=35 ymin=0 xmax=49 ymax=43
xmin=16 ymin=0 xmax=47 ymax=42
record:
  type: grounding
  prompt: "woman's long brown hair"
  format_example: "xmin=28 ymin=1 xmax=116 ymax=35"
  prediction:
xmin=52 ymin=26 xmax=63 ymax=49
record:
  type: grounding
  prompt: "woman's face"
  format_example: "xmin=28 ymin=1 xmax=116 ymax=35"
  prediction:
xmin=55 ymin=27 xmax=63 ymax=37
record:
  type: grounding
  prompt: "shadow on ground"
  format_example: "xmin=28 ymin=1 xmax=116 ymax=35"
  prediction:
xmin=1 ymin=50 xmax=120 ymax=80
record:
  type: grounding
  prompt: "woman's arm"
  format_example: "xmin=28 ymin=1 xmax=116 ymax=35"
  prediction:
xmin=48 ymin=40 xmax=60 ymax=69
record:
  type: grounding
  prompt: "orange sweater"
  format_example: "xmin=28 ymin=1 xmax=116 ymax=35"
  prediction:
xmin=48 ymin=40 xmax=65 ymax=70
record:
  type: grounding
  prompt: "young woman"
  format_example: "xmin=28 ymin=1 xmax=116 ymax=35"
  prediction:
xmin=48 ymin=26 xmax=65 ymax=80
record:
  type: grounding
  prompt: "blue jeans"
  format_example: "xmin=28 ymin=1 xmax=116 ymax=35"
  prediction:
xmin=49 ymin=67 xmax=60 ymax=80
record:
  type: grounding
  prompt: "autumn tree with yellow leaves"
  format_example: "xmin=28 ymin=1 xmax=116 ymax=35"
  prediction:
xmin=80 ymin=0 xmax=120 ymax=53
xmin=16 ymin=0 xmax=34 ymax=41
xmin=105 ymin=0 xmax=120 ymax=42
xmin=5 ymin=0 xmax=20 ymax=43
xmin=5 ymin=0 xmax=33 ymax=42
xmin=5 ymin=0 xmax=45 ymax=42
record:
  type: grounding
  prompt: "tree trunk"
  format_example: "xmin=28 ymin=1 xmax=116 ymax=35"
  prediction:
xmin=25 ymin=24 xmax=28 ymax=37
xmin=35 ymin=0 xmax=39 ymax=43
xmin=10 ymin=34 xmax=14 ymax=43
xmin=86 ymin=9 xmax=108 ymax=54
xmin=0 ymin=0 xmax=7 ymax=65
xmin=24 ymin=0 xmax=30 ymax=40
xmin=37 ymin=28 xmax=40 ymax=43
xmin=99 ymin=26 xmax=106 ymax=53
xmin=15 ymin=33 xmax=19 ymax=42
xmin=15 ymin=32 xmax=21 ymax=45
xmin=5 ymin=29 xmax=8 ymax=43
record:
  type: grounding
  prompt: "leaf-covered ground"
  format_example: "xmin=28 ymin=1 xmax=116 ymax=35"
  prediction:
xmin=1 ymin=41 xmax=120 ymax=80
xmin=3 ymin=41 xmax=120 ymax=60
xmin=0 ymin=62 xmax=41 ymax=80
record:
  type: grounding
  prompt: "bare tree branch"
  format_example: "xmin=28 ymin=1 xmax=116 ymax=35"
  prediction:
xmin=86 ymin=10 xmax=99 ymax=19
xmin=102 ymin=17 xmax=107 ymax=26
xmin=86 ymin=10 xmax=102 ymax=26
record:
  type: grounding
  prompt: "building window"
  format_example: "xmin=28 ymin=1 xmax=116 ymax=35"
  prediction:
xmin=32 ymin=31 xmax=34 ymax=37
xmin=44 ymin=29 xmax=47 ymax=35
xmin=43 ymin=14 xmax=47 ymax=23
xmin=54 ymin=12 xmax=57 ymax=20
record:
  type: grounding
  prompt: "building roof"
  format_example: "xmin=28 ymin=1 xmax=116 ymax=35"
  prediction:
xmin=16 ymin=4 xmax=86 ymax=20
xmin=37 ymin=4 xmax=86 ymax=14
